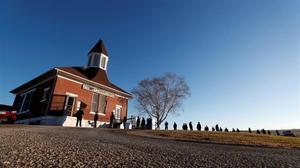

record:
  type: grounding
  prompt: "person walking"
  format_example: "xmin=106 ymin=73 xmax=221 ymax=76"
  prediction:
xmin=94 ymin=112 xmax=99 ymax=128
xmin=76 ymin=108 xmax=84 ymax=127
xmin=165 ymin=121 xmax=168 ymax=130
xmin=173 ymin=122 xmax=177 ymax=130
xmin=136 ymin=116 xmax=140 ymax=129
xmin=189 ymin=121 xmax=193 ymax=131
xmin=141 ymin=117 xmax=145 ymax=129
xmin=110 ymin=112 xmax=115 ymax=128
xmin=196 ymin=122 xmax=201 ymax=131
xmin=123 ymin=116 xmax=127 ymax=129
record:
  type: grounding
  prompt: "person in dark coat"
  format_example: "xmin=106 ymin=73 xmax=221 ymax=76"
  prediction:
xmin=136 ymin=116 xmax=140 ymax=129
xmin=94 ymin=113 xmax=99 ymax=128
xmin=189 ymin=121 xmax=193 ymax=131
xmin=110 ymin=112 xmax=115 ymax=128
xmin=183 ymin=123 xmax=188 ymax=130
xmin=204 ymin=125 xmax=209 ymax=131
xmin=165 ymin=121 xmax=168 ymax=130
xmin=173 ymin=122 xmax=177 ymax=130
xmin=215 ymin=124 xmax=219 ymax=131
xmin=148 ymin=118 xmax=152 ymax=129
xmin=123 ymin=116 xmax=127 ymax=129
xmin=196 ymin=122 xmax=201 ymax=131
xmin=146 ymin=118 xmax=151 ymax=129
xmin=141 ymin=117 xmax=145 ymax=129
xmin=76 ymin=108 xmax=84 ymax=127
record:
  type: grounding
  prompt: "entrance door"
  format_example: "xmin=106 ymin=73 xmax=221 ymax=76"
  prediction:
xmin=65 ymin=96 xmax=75 ymax=116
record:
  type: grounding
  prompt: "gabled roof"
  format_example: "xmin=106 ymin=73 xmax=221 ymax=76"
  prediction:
xmin=88 ymin=40 xmax=109 ymax=56
xmin=10 ymin=66 xmax=131 ymax=98
xmin=56 ymin=66 xmax=130 ymax=96
xmin=10 ymin=69 xmax=57 ymax=94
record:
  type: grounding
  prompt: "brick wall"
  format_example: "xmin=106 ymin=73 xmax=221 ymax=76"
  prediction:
xmin=52 ymin=76 xmax=128 ymax=122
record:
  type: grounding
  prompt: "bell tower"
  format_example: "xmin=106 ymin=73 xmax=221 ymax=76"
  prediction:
xmin=87 ymin=40 xmax=109 ymax=71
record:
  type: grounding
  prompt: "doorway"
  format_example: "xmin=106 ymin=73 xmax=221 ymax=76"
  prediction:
xmin=65 ymin=96 xmax=75 ymax=116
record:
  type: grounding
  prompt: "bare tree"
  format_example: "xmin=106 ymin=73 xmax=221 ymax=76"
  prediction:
xmin=132 ymin=73 xmax=190 ymax=129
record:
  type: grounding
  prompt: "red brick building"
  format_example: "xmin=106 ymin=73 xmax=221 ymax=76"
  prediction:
xmin=10 ymin=40 xmax=132 ymax=127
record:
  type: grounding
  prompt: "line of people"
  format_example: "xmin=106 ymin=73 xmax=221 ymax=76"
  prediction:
xmin=135 ymin=116 xmax=152 ymax=129
xmin=164 ymin=121 xmax=283 ymax=136
xmin=164 ymin=121 xmax=201 ymax=131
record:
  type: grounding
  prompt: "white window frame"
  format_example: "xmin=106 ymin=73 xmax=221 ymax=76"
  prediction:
xmin=100 ymin=54 xmax=108 ymax=70
xmin=40 ymin=87 xmax=50 ymax=102
xmin=89 ymin=93 xmax=106 ymax=116
xmin=115 ymin=105 xmax=122 ymax=119
xmin=64 ymin=92 xmax=78 ymax=116
xmin=90 ymin=92 xmax=99 ymax=114
xmin=18 ymin=88 xmax=36 ymax=114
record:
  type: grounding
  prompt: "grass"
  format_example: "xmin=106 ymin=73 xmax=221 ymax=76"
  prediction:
xmin=128 ymin=130 xmax=300 ymax=149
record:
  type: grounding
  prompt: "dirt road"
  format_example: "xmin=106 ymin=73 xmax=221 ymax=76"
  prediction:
xmin=0 ymin=125 xmax=299 ymax=167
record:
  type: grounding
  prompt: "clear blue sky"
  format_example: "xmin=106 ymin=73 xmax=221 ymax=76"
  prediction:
xmin=0 ymin=0 xmax=299 ymax=130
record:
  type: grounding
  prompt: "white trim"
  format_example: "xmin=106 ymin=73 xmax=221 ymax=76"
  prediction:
xmin=89 ymin=111 xmax=105 ymax=116
xmin=40 ymin=87 xmax=50 ymax=102
xmin=83 ymin=84 xmax=114 ymax=97
xmin=115 ymin=94 xmax=128 ymax=99
xmin=18 ymin=88 xmax=36 ymax=114
xmin=100 ymin=54 xmax=109 ymax=71
xmin=66 ymin=92 xmax=78 ymax=97
xmin=55 ymin=68 xmax=131 ymax=97
xmin=64 ymin=93 xmax=77 ymax=116
xmin=57 ymin=75 xmax=83 ymax=85
xmin=20 ymin=88 xmax=36 ymax=96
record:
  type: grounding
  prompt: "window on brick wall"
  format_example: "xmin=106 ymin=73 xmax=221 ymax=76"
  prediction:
xmin=91 ymin=93 xmax=107 ymax=114
xmin=91 ymin=93 xmax=99 ymax=113
xmin=115 ymin=105 xmax=122 ymax=119
xmin=41 ymin=87 xmax=50 ymax=102
xmin=99 ymin=94 xmax=107 ymax=114
xmin=18 ymin=89 xmax=35 ymax=114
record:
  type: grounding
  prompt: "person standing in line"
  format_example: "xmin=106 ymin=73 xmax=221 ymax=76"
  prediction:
xmin=141 ymin=117 xmax=145 ymax=129
xmin=189 ymin=121 xmax=193 ymax=131
xmin=136 ymin=116 xmax=140 ymax=129
xmin=197 ymin=122 xmax=201 ymax=131
xmin=110 ymin=112 xmax=115 ymax=128
xmin=173 ymin=122 xmax=177 ymax=130
xmin=76 ymin=108 xmax=84 ymax=127
xmin=183 ymin=123 xmax=188 ymax=130
xmin=165 ymin=121 xmax=168 ymax=130
xmin=94 ymin=112 xmax=99 ymax=128
xmin=123 ymin=116 xmax=127 ymax=129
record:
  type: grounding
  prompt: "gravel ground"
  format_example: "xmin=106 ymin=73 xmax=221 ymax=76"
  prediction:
xmin=0 ymin=125 xmax=299 ymax=168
